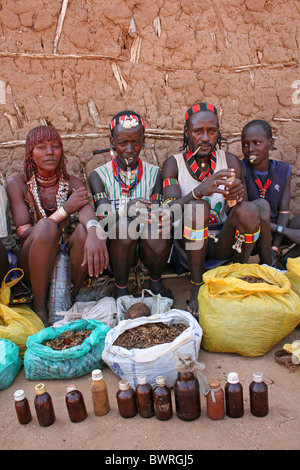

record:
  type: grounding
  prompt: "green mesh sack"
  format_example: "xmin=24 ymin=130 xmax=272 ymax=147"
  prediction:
xmin=24 ymin=319 xmax=109 ymax=380
xmin=0 ymin=339 xmax=23 ymax=390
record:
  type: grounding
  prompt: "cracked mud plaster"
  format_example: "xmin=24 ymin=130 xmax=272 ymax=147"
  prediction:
xmin=0 ymin=0 xmax=299 ymax=212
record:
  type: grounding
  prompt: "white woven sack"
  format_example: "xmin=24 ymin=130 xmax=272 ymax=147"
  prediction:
xmin=116 ymin=289 xmax=173 ymax=323
xmin=102 ymin=309 xmax=202 ymax=389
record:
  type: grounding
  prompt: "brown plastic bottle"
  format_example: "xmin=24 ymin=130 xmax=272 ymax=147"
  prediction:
xmin=136 ymin=375 xmax=155 ymax=418
xmin=249 ymin=372 xmax=269 ymax=417
xmin=225 ymin=372 xmax=244 ymax=418
xmin=153 ymin=376 xmax=173 ymax=421
xmin=116 ymin=380 xmax=137 ymax=418
xmin=14 ymin=390 xmax=32 ymax=425
xmin=206 ymin=379 xmax=225 ymax=420
xmin=65 ymin=384 xmax=88 ymax=423
xmin=34 ymin=383 xmax=55 ymax=426
xmin=91 ymin=369 xmax=110 ymax=416
xmin=174 ymin=371 xmax=200 ymax=421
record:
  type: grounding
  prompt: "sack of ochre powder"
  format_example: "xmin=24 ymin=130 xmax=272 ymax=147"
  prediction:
xmin=102 ymin=309 xmax=202 ymax=389
xmin=198 ymin=263 xmax=300 ymax=356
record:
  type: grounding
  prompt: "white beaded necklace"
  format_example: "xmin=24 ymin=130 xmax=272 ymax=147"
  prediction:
xmin=28 ymin=173 xmax=69 ymax=219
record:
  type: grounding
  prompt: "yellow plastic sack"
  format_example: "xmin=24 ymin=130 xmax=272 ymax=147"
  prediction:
xmin=198 ymin=263 xmax=300 ymax=357
xmin=0 ymin=269 xmax=44 ymax=358
xmin=286 ymin=256 xmax=300 ymax=297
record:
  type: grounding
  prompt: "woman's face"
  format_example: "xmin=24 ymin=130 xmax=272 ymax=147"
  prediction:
xmin=241 ymin=124 xmax=273 ymax=168
xmin=31 ymin=140 xmax=62 ymax=176
xmin=111 ymin=124 xmax=144 ymax=170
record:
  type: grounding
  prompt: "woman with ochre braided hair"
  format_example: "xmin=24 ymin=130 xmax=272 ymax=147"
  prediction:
xmin=7 ymin=125 xmax=108 ymax=326
xmin=89 ymin=110 xmax=172 ymax=299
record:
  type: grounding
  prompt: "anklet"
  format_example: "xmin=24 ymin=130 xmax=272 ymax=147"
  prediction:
xmin=149 ymin=276 xmax=162 ymax=282
xmin=190 ymin=279 xmax=204 ymax=286
xmin=114 ymin=282 xmax=128 ymax=289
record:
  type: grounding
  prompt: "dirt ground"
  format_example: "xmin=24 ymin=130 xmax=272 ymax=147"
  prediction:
xmin=0 ymin=273 xmax=299 ymax=453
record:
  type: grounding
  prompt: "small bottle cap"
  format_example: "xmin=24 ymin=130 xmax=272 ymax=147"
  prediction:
xmin=92 ymin=369 xmax=103 ymax=381
xmin=209 ymin=379 xmax=221 ymax=390
xmin=137 ymin=375 xmax=147 ymax=385
xmin=14 ymin=389 xmax=26 ymax=401
xmin=253 ymin=372 xmax=263 ymax=382
xmin=35 ymin=383 xmax=46 ymax=395
xmin=67 ymin=384 xmax=77 ymax=393
xmin=119 ymin=380 xmax=130 ymax=391
xmin=227 ymin=372 xmax=239 ymax=384
xmin=156 ymin=375 xmax=166 ymax=386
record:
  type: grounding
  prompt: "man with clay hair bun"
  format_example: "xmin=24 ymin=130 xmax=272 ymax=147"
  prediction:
xmin=89 ymin=110 xmax=173 ymax=300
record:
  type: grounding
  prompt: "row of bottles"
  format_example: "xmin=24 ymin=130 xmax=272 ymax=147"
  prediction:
xmin=14 ymin=369 xmax=109 ymax=426
xmin=116 ymin=371 xmax=269 ymax=421
xmin=13 ymin=370 xmax=269 ymax=426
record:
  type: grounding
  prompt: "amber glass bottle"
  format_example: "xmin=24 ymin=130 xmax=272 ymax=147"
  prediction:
xmin=174 ymin=371 xmax=200 ymax=421
xmin=153 ymin=376 xmax=173 ymax=421
xmin=225 ymin=372 xmax=244 ymax=418
xmin=14 ymin=390 xmax=32 ymax=425
xmin=249 ymin=372 xmax=269 ymax=417
xmin=206 ymin=379 xmax=225 ymax=420
xmin=136 ymin=375 xmax=155 ymax=418
xmin=34 ymin=383 xmax=56 ymax=426
xmin=91 ymin=369 xmax=110 ymax=416
xmin=116 ymin=380 xmax=137 ymax=418
xmin=65 ymin=384 xmax=88 ymax=423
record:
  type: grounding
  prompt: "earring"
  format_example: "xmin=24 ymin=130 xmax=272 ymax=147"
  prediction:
xmin=110 ymin=147 xmax=116 ymax=157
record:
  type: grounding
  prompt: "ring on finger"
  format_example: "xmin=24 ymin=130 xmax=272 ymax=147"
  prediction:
xmin=214 ymin=180 xmax=218 ymax=187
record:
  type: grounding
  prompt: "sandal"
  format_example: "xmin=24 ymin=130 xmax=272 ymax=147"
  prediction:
xmin=274 ymin=349 xmax=297 ymax=371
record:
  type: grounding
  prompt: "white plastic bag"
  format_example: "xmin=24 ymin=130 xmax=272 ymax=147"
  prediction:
xmin=102 ymin=309 xmax=202 ymax=389
xmin=53 ymin=297 xmax=118 ymax=330
xmin=116 ymin=289 xmax=173 ymax=323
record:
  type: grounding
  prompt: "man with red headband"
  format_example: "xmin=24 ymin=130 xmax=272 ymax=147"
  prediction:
xmin=7 ymin=125 xmax=108 ymax=326
xmin=89 ymin=110 xmax=172 ymax=299
xmin=162 ymin=103 xmax=261 ymax=316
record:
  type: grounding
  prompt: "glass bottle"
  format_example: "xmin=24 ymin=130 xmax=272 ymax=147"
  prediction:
xmin=153 ymin=375 xmax=173 ymax=421
xmin=116 ymin=380 xmax=137 ymax=418
xmin=14 ymin=389 xmax=32 ymax=425
xmin=34 ymin=383 xmax=56 ymax=426
xmin=136 ymin=375 xmax=155 ymax=418
xmin=174 ymin=371 xmax=200 ymax=421
xmin=206 ymin=379 xmax=225 ymax=420
xmin=91 ymin=369 xmax=110 ymax=416
xmin=249 ymin=372 xmax=269 ymax=417
xmin=48 ymin=243 xmax=72 ymax=324
xmin=65 ymin=384 xmax=88 ymax=423
xmin=225 ymin=372 xmax=244 ymax=418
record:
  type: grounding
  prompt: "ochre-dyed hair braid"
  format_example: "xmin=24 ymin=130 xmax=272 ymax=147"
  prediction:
xmin=24 ymin=125 xmax=69 ymax=182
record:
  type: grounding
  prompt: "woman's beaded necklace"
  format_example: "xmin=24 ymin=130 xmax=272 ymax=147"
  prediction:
xmin=27 ymin=172 xmax=69 ymax=218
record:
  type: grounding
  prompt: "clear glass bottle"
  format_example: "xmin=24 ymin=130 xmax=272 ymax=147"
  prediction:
xmin=136 ymin=375 xmax=155 ymax=418
xmin=174 ymin=371 xmax=200 ymax=421
xmin=48 ymin=243 xmax=72 ymax=324
xmin=116 ymin=380 xmax=137 ymax=418
xmin=14 ymin=389 xmax=32 ymax=425
xmin=206 ymin=379 xmax=225 ymax=420
xmin=34 ymin=383 xmax=56 ymax=426
xmin=153 ymin=376 xmax=173 ymax=421
xmin=65 ymin=384 xmax=88 ymax=423
xmin=249 ymin=372 xmax=269 ymax=417
xmin=225 ymin=372 xmax=244 ymax=418
xmin=91 ymin=369 xmax=110 ymax=416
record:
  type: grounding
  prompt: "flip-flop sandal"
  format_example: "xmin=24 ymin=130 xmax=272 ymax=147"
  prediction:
xmin=274 ymin=349 xmax=297 ymax=371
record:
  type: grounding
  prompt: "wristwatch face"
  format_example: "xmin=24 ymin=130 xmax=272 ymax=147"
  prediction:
xmin=277 ymin=225 xmax=284 ymax=234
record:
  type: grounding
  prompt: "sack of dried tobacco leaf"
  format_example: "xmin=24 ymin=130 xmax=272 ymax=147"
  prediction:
xmin=102 ymin=309 xmax=203 ymax=389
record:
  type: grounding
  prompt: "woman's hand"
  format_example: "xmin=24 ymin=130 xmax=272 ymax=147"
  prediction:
xmin=64 ymin=187 xmax=90 ymax=215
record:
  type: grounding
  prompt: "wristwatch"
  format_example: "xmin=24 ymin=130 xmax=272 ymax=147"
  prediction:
xmin=276 ymin=225 xmax=284 ymax=235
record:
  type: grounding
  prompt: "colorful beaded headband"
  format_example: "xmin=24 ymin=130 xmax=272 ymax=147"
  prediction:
xmin=110 ymin=114 xmax=145 ymax=131
xmin=185 ymin=103 xmax=218 ymax=122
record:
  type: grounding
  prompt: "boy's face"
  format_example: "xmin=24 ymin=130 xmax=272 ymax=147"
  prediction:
xmin=241 ymin=124 xmax=273 ymax=167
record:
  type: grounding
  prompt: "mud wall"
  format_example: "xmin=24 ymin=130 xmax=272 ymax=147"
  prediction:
xmin=0 ymin=0 xmax=299 ymax=211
